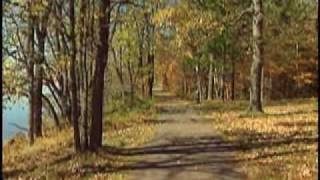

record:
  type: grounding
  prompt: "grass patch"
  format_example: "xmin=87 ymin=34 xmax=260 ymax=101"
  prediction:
xmin=3 ymin=100 xmax=157 ymax=179
xmin=204 ymin=98 xmax=317 ymax=180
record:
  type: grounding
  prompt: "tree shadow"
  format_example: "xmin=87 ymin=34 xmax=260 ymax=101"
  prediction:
xmin=193 ymin=101 xmax=249 ymax=113
xmin=6 ymin=132 xmax=314 ymax=179
xmin=3 ymin=153 xmax=73 ymax=178
xmin=193 ymin=99 xmax=317 ymax=115
xmin=276 ymin=121 xmax=317 ymax=127
xmin=156 ymin=106 xmax=192 ymax=114
xmin=84 ymin=148 xmax=310 ymax=173
xmin=6 ymin=124 xmax=316 ymax=179
xmin=63 ymin=132 xmax=317 ymax=178
xmin=104 ymin=133 xmax=317 ymax=156
xmin=154 ymin=93 xmax=179 ymax=103
xmin=265 ymin=109 xmax=317 ymax=117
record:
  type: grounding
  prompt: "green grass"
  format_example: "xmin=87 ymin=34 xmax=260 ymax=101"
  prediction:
xmin=203 ymin=98 xmax=317 ymax=180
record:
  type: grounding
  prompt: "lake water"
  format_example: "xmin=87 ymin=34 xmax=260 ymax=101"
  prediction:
xmin=3 ymin=98 xmax=29 ymax=141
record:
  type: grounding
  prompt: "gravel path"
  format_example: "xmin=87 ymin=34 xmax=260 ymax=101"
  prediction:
xmin=126 ymin=90 xmax=246 ymax=180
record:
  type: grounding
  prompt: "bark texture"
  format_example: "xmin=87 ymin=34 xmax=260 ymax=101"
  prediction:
xmin=90 ymin=0 xmax=111 ymax=151
xmin=34 ymin=26 xmax=46 ymax=137
xmin=249 ymin=0 xmax=264 ymax=112
xmin=26 ymin=3 xmax=35 ymax=144
xmin=207 ymin=55 xmax=213 ymax=100
xmin=70 ymin=0 xmax=81 ymax=151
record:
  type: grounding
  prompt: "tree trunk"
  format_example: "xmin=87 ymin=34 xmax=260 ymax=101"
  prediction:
xmin=78 ymin=0 xmax=89 ymax=150
xmin=147 ymin=53 xmax=155 ymax=98
xmin=28 ymin=67 xmax=35 ymax=144
xmin=34 ymin=26 xmax=46 ymax=137
xmin=112 ymin=47 xmax=125 ymax=100
xmin=83 ymin=80 xmax=89 ymax=149
xmin=196 ymin=63 xmax=202 ymax=104
xmin=89 ymin=0 xmax=110 ymax=151
xmin=162 ymin=73 xmax=169 ymax=91
xmin=249 ymin=0 xmax=264 ymax=112
xmin=117 ymin=70 xmax=125 ymax=100
xmin=183 ymin=72 xmax=187 ymax=96
xmin=61 ymin=35 xmax=72 ymax=124
xmin=261 ymin=67 xmax=264 ymax=103
xmin=139 ymin=55 xmax=145 ymax=98
xmin=207 ymin=55 xmax=213 ymax=100
xmin=34 ymin=54 xmax=43 ymax=137
xmin=137 ymin=21 xmax=145 ymax=98
xmin=222 ymin=55 xmax=226 ymax=101
xmin=231 ymin=59 xmax=235 ymax=101
xmin=26 ymin=7 xmax=35 ymax=144
xmin=213 ymin=71 xmax=215 ymax=99
xmin=220 ymin=72 xmax=224 ymax=100
xmin=128 ymin=61 xmax=135 ymax=107
xmin=137 ymin=25 xmax=145 ymax=98
xmin=55 ymin=0 xmax=71 ymax=124
xmin=213 ymin=67 xmax=219 ymax=99
xmin=70 ymin=0 xmax=81 ymax=152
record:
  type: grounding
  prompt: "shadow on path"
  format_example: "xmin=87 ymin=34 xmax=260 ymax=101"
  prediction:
xmin=73 ymin=134 xmax=314 ymax=179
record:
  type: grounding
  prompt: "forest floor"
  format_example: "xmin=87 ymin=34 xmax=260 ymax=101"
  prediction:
xmin=3 ymin=89 xmax=317 ymax=180
xmin=201 ymin=97 xmax=317 ymax=180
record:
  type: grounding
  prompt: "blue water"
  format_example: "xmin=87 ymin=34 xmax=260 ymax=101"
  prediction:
xmin=3 ymin=98 xmax=29 ymax=141
xmin=3 ymin=87 xmax=51 ymax=141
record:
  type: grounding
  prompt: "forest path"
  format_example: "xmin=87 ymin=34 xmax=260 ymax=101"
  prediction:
xmin=123 ymin=89 xmax=246 ymax=180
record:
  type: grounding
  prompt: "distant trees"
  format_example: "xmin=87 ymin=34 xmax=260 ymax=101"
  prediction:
xmin=154 ymin=0 xmax=219 ymax=104
xmin=153 ymin=0 xmax=317 ymax=107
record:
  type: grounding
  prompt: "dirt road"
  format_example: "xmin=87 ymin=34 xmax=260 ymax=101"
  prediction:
xmin=124 ymin=90 xmax=246 ymax=180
